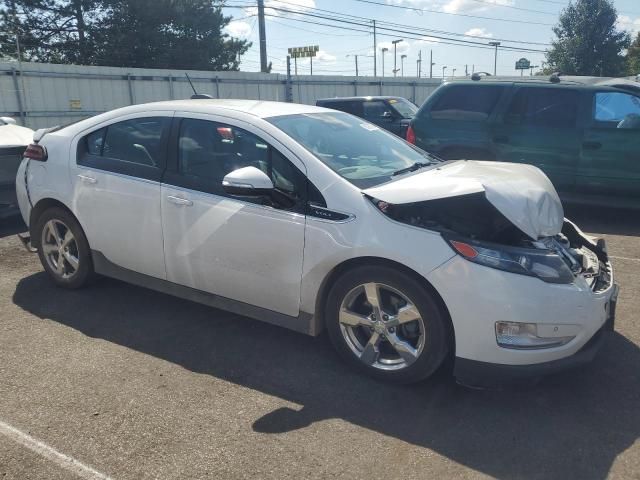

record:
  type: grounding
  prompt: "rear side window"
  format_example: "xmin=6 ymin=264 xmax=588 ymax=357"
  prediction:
xmin=321 ymin=101 xmax=363 ymax=117
xmin=78 ymin=117 xmax=170 ymax=181
xmin=429 ymin=85 xmax=504 ymax=121
xmin=594 ymin=92 xmax=640 ymax=126
xmin=505 ymin=88 xmax=579 ymax=128
xmin=363 ymin=100 xmax=389 ymax=120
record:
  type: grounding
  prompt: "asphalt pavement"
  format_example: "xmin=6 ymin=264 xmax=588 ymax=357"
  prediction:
xmin=0 ymin=205 xmax=638 ymax=480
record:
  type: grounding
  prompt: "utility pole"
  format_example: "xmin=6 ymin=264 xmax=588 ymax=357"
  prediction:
xmin=401 ymin=55 xmax=407 ymax=77
xmin=442 ymin=66 xmax=447 ymax=78
xmin=392 ymin=39 xmax=403 ymax=77
xmin=294 ymin=57 xmax=297 ymax=75
xmin=310 ymin=56 xmax=313 ymax=76
xmin=347 ymin=54 xmax=359 ymax=77
xmin=417 ymin=50 xmax=422 ymax=77
xmin=488 ymin=41 xmax=500 ymax=76
xmin=381 ymin=47 xmax=388 ymax=77
xmin=472 ymin=64 xmax=475 ymax=74
xmin=429 ymin=50 xmax=434 ymax=79
xmin=257 ymin=0 xmax=268 ymax=72
xmin=529 ymin=65 xmax=539 ymax=76
xmin=452 ymin=68 xmax=456 ymax=77
xmin=465 ymin=64 xmax=468 ymax=77
xmin=372 ymin=20 xmax=377 ymax=77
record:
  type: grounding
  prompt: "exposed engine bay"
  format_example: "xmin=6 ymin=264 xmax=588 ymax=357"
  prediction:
xmin=368 ymin=192 xmax=612 ymax=290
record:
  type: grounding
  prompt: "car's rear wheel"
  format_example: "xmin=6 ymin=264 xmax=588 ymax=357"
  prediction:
xmin=34 ymin=207 xmax=94 ymax=289
xmin=326 ymin=265 xmax=450 ymax=383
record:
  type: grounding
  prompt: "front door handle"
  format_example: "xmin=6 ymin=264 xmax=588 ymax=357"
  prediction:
xmin=167 ymin=195 xmax=193 ymax=206
xmin=582 ymin=141 xmax=602 ymax=150
xmin=77 ymin=174 xmax=97 ymax=184
xmin=493 ymin=135 xmax=509 ymax=144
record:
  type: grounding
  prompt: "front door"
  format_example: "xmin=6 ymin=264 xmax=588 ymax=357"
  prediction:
xmin=492 ymin=86 xmax=583 ymax=193
xmin=71 ymin=113 xmax=172 ymax=279
xmin=161 ymin=114 xmax=307 ymax=317
xmin=577 ymin=90 xmax=640 ymax=198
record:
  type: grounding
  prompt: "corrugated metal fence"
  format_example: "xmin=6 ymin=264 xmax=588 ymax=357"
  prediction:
xmin=0 ymin=62 xmax=443 ymax=129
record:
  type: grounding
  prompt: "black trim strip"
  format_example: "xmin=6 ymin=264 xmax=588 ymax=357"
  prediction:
xmin=91 ymin=250 xmax=319 ymax=336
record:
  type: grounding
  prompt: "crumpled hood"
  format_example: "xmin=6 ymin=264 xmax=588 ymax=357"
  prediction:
xmin=363 ymin=160 xmax=564 ymax=240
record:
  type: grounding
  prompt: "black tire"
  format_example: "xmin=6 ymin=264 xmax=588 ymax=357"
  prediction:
xmin=326 ymin=265 xmax=450 ymax=384
xmin=34 ymin=207 xmax=95 ymax=289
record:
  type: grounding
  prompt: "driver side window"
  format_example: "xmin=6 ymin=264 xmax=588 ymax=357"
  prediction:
xmin=176 ymin=118 xmax=306 ymax=209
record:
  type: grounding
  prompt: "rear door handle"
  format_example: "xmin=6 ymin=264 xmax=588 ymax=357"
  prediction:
xmin=493 ymin=135 xmax=509 ymax=144
xmin=77 ymin=174 xmax=97 ymax=184
xmin=167 ymin=195 xmax=193 ymax=206
xmin=582 ymin=141 xmax=602 ymax=150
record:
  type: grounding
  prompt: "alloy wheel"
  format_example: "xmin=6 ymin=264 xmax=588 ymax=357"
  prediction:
xmin=41 ymin=219 xmax=80 ymax=279
xmin=338 ymin=282 xmax=426 ymax=371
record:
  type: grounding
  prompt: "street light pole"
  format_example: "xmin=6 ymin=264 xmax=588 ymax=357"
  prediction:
xmin=442 ymin=66 xmax=447 ymax=78
xmin=401 ymin=54 xmax=407 ymax=77
xmin=452 ymin=68 xmax=456 ymax=77
xmin=430 ymin=50 xmax=434 ymax=79
xmin=392 ymin=39 xmax=403 ymax=77
xmin=488 ymin=41 xmax=501 ymax=76
xmin=381 ymin=47 xmax=388 ymax=77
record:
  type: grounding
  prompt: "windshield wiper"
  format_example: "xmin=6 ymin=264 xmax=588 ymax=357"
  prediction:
xmin=391 ymin=161 xmax=430 ymax=176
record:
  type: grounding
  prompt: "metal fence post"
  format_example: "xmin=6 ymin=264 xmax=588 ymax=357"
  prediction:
xmin=168 ymin=74 xmax=174 ymax=100
xmin=353 ymin=80 xmax=357 ymax=96
xmin=11 ymin=68 xmax=25 ymax=125
xmin=412 ymin=82 xmax=416 ymax=104
xmin=127 ymin=74 xmax=135 ymax=104
xmin=215 ymin=76 xmax=220 ymax=98
xmin=379 ymin=80 xmax=383 ymax=96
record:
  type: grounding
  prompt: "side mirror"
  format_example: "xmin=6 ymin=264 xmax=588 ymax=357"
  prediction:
xmin=222 ymin=166 xmax=274 ymax=196
xmin=381 ymin=111 xmax=394 ymax=120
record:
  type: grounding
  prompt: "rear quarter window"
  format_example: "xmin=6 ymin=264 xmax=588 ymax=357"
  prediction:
xmin=427 ymin=85 xmax=505 ymax=121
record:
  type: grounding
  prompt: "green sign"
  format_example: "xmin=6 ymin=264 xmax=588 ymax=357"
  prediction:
xmin=288 ymin=45 xmax=319 ymax=58
xmin=515 ymin=58 xmax=531 ymax=70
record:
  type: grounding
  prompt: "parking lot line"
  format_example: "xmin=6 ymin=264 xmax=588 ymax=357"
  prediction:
xmin=610 ymin=255 xmax=640 ymax=262
xmin=0 ymin=419 xmax=113 ymax=480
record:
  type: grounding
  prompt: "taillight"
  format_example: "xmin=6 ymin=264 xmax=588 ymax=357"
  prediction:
xmin=23 ymin=143 xmax=47 ymax=161
xmin=406 ymin=125 xmax=416 ymax=144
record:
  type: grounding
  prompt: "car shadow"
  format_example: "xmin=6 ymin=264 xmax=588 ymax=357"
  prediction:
xmin=564 ymin=204 xmax=640 ymax=237
xmin=0 ymin=216 xmax=26 ymax=239
xmin=12 ymin=272 xmax=640 ymax=480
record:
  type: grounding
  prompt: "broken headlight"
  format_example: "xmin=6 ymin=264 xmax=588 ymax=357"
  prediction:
xmin=445 ymin=236 xmax=574 ymax=284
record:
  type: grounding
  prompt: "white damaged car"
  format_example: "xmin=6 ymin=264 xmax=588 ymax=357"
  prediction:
xmin=15 ymin=100 xmax=618 ymax=384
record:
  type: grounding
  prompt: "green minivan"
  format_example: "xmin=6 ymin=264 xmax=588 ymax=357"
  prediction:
xmin=408 ymin=76 xmax=640 ymax=205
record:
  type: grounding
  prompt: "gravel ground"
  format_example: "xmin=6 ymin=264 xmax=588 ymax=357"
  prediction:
xmin=0 ymin=205 xmax=638 ymax=480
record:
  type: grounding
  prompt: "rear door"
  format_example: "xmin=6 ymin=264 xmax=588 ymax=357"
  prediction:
xmin=71 ymin=113 xmax=172 ymax=279
xmin=491 ymin=86 xmax=583 ymax=193
xmin=577 ymin=90 xmax=640 ymax=198
xmin=413 ymin=84 xmax=506 ymax=159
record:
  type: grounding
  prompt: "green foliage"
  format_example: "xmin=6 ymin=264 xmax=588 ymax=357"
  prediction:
xmin=544 ymin=0 xmax=630 ymax=77
xmin=627 ymin=33 xmax=640 ymax=75
xmin=0 ymin=0 xmax=250 ymax=70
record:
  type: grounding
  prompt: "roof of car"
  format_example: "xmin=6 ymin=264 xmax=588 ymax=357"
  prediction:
xmin=0 ymin=124 xmax=34 ymax=147
xmin=317 ymin=96 xmax=408 ymax=102
xmin=444 ymin=76 xmax=640 ymax=92
xmin=113 ymin=99 xmax=331 ymax=119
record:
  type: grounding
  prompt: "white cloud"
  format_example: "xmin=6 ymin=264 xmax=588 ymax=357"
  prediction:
xmin=387 ymin=0 xmax=513 ymax=14
xmin=224 ymin=21 xmax=252 ymax=39
xmin=315 ymin=50 xmax=337 ymax=62
xmin=443 ymin=0 xmax=513 ymax=13
xmin=464 ymin=27 xmax=493 ymax=38
xmin=618 ymin=15 xmax=640 ymax=35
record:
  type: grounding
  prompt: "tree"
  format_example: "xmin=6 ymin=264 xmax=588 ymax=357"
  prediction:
xmin=544 ymin=0 xmax=630 ymax=77
xmin=0 ymin=0 xmax=250 ymax=70
xmin=627 ymin=33 xmax=640 ymax=75
xmin=93 ymin=0 xmax=250 ymax=70
xmin=0 ymin=0 xmax=99 ymax=64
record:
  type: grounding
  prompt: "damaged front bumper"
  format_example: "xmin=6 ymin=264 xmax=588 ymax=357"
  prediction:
xmin=426 ymin=219 xmax=619 ymax=386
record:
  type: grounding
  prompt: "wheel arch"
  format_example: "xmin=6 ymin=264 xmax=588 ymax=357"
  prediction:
xmin=29 ymin=198 xmax=77 ymax=248
xmin=314 ymin=256 xmax=455 ymax=354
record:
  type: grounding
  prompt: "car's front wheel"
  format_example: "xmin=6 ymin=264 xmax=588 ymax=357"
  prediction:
xmin=326 ymin=265 xmax=450 ymax=383
xmin=34 ymin=207 xmax=94 ymax=289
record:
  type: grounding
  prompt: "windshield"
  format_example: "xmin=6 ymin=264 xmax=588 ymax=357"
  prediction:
xmin=388 ymin=98 xmax=418 ymax=118
xmin=269 ymin=112 xmax=436 ymax=188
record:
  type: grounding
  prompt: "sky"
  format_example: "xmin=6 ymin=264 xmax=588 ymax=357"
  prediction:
xmin=222 ymin=0 xmax=640 ymax=77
